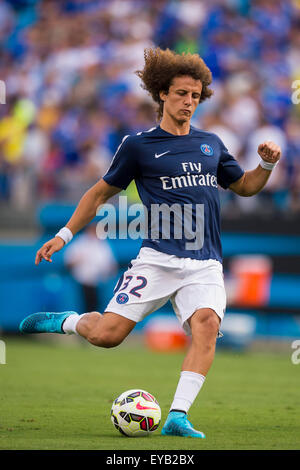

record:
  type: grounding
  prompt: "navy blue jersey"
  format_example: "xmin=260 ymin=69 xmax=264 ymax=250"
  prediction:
xmin=103 ymin=125 xmax=244 ymax=262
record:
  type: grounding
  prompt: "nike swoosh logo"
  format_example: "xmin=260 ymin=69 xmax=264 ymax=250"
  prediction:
xmin=155 ymin=151 xmax=170 ymax=158
xmin=136 ymin=401 xmax=157 ymax=411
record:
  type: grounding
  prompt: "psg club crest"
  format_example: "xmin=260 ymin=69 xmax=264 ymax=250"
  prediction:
xmin=116 ymin=292 xmax=129 ymax=304
xmin=200 ymin=144 xmax=214 ymax=156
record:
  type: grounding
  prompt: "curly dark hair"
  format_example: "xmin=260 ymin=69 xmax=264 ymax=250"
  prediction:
xmin=136 ymin=47 xmax=213 ymax=120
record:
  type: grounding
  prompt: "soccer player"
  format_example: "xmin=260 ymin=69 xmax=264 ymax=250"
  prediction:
xmin=20 ymin=48 xmax=281 ymax=438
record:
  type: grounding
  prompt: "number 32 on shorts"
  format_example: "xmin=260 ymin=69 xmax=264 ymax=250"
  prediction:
xmin=114 ymin=274 xmax=147 ymax=299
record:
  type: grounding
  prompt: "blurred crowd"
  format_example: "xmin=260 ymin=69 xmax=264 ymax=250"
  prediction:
xmin=0 ymin=0 xmax=300 ymax=215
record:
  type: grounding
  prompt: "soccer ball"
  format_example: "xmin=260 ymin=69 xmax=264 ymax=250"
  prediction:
xmin=111 ymin=389 xmax=161 ymax=437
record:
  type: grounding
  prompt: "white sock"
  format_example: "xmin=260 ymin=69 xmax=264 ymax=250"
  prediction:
xmin=170 ymin=371 xmax=206 ymax=414
xmin=62 ymin=313 xmax=81 ymax=335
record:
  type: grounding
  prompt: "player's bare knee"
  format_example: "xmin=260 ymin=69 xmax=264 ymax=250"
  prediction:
xmin=203 ymin=314 xmax=220 ymax=338
xmin=79 ymin=311 xmax=101 ymax=328
xmin=192 ymin=310 xmax=220 ymax=338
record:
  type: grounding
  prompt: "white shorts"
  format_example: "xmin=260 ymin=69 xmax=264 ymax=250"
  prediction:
xmin=104 ymin=247 xmax=226 ymax=336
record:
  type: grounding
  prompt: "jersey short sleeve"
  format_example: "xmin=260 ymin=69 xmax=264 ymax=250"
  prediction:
xmin=103 ymin=135 xmax=139 ymax=190
xmin=216 ymin=137 xmax=244 ymax=189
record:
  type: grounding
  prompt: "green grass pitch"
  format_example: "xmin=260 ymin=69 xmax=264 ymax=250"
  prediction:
xmin=0 ymin=335 xmax=299 ymax=450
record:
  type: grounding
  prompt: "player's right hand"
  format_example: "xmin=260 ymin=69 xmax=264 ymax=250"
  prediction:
xmin=35 ymin=237 xmax=65 ymax=265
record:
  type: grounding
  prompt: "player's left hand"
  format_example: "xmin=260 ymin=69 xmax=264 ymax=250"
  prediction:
xmin=258 ymin=141 xmax=281 ymax=164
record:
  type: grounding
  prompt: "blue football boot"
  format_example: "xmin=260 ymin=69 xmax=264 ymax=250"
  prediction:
xmin=19 ymin=312 xmax=77 ymax=334
xmin=161 ymin=411 xmax=206 ymax=438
